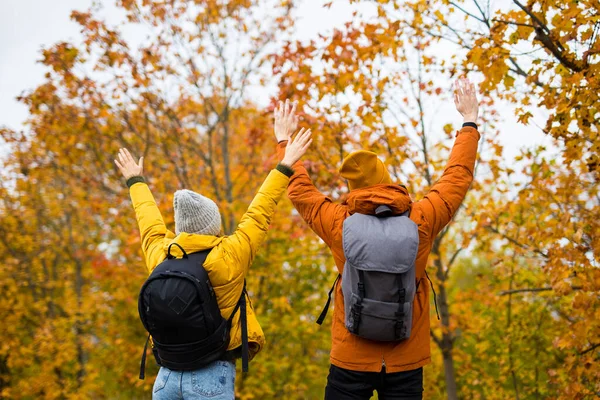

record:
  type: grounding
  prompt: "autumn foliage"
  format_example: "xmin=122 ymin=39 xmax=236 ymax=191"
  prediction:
xmin=0 ymin=1 xmax=598 ymax=399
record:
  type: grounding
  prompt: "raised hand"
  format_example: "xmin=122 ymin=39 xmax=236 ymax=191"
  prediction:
xmin=274 ymin=99 xmax=299 ymax=142
xmin=114 ymin=148 xmax=144 ymax=179
xmin=281 ymin=128 xmax=312 ymax=167
xmin=454 ymin=78 xmax=478 ymax=124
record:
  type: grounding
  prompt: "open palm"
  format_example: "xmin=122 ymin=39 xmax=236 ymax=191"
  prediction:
xmin=453 ymin=78 xmax=478 ymax=123
xmin=114 ymin=148 xmax=144 ymax=179
xmin=274 ymin=99 xmax=298 ymax=142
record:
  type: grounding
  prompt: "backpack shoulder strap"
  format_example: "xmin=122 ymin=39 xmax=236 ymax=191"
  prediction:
xmin=226 ymin=281 xmax=250 ymax=373
xmin=139 ymin=333 xmax=151 ymax=380
xmin=240 ymin=281 xmax=249 ymax=373
xmin=316 ymin=274 xmax=341 ymax=325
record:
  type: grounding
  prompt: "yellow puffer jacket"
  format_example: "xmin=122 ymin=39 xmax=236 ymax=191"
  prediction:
xmin=129 ymin=168 xmax=291 ymax=360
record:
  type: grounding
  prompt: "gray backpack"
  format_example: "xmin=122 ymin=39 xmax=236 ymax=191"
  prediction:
xmin=317 ymin=206 xmax=419 ymax=342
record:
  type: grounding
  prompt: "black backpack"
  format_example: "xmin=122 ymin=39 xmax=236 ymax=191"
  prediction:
xmin=138 ymin=243 xmax=249 ymax=379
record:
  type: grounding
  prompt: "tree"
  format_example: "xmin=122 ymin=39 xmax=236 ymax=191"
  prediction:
xmin=473 ymin=147 xmax=600 ymax=399
xmin=3 ymin=1 xmax=598 ymax=399
xmin=371 ymin=0 xmax=600 ymax=171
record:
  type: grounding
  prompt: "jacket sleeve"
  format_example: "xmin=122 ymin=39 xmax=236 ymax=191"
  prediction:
xmin=417 ymin=126 xmax=480 ymax=238
xmin=221 ymin=168 xmax=290 ymax=274
xmin=277 ymin=142 xmax=347 ymax=248
xmin=129 ymin=181 xmax=174 ymax=273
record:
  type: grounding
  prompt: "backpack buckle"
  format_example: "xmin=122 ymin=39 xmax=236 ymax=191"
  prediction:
xmin=398 ymin=288 xmax=406 ymax=304
xmin=350 ymin=303 xmax=362 ymax=333
xmin=357 ymin=282 xmax=366 ymax=299
xmin=395 ymin=320 xmax=405 ymax=339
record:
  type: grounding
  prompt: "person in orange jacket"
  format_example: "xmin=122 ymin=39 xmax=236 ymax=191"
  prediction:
xmin=274 ymin=78 xmax=480 ymax=399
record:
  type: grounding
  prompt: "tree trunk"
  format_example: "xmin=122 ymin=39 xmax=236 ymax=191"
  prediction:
xmin=67 ymin=211 xmax=86 ymax=387
xmin=0 ymin=355 xmax=9 ymax=395
xmin=431 ymin=235 xmax=459 ymax=400
xmin=438 ymin=282 xmax=459 ymax=400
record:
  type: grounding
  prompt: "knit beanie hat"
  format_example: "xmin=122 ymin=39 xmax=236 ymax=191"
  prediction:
xmin=173 ymin=189 xmax=222 ymax=236
xmin=339 ymin=150 xmax=392 ymax=191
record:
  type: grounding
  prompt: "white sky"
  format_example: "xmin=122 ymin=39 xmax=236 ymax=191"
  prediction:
xmin=0 ymin=0 xmax=554 ymax=162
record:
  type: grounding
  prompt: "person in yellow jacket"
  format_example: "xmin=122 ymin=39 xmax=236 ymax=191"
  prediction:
xmin=114 ymin=107 xmax=312 ymax=399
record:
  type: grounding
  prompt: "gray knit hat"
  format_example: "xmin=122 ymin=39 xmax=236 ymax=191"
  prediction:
xmin=173 ymin=189 xmax=222 ymax=236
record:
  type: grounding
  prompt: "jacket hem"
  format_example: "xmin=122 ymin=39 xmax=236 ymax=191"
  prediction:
xmin=227 ymin=338 xmax=263 ymax=361
xmin=330 ymin=355 xmax=431 ymax=373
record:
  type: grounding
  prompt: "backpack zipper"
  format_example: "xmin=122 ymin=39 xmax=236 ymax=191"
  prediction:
xmin=382 ymin=356 xmax=386 ymax=368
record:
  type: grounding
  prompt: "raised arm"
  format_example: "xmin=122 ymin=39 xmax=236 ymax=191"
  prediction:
xmin=417 ymin=78 xmax=481 ymax=238
xmin=115 ymin=148 xmax=173 ymax=273
xmin=224 ymin=126 xmax=313 ymax=272
xmin=274 ymin=100 xmax=347 ymax=247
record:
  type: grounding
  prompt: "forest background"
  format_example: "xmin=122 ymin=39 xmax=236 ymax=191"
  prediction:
xmin=0 ymin=0 xmax=598 ymax=399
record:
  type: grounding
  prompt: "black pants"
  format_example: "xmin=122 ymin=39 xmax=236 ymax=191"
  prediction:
xmin=324 ymin=364 xmax=423 ymax=400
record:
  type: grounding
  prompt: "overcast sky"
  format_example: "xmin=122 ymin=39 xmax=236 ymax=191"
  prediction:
xmin=0 ymin=0 xmax=553 ymax=162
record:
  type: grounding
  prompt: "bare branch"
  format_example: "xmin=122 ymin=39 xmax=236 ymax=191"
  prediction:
xmin=486 ymin=225 xmax=549 ymax=258
xmin=431 ymin=330 xmax=442 ymax=348
xmin=513 ymin=0 xmax=586 ymax=72
xmin=471 ymin=0 xmax=490 ymax=28
xmin=580 ymin=343 xmax=600 ymax=355
xmin=492 ymin=19 xmax=535 ymax=29
xmin=450 ymin=1 xmax=485 ymax=24
xmin=512 ymin=0 xmax=550 ymax=34
xmin=499 ymin=286 xmax=583 ymax=296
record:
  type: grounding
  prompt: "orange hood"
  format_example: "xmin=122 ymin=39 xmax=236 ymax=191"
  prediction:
xmin=344 ymin=184 xmax=411 ymax=216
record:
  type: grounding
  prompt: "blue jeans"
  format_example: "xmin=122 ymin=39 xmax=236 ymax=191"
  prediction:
xmin=152 ymin=360 xmax=236 ymax=399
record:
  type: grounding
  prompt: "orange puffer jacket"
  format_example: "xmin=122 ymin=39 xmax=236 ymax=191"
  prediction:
xmin=276 ymin=126 xmax=480 ymax=373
